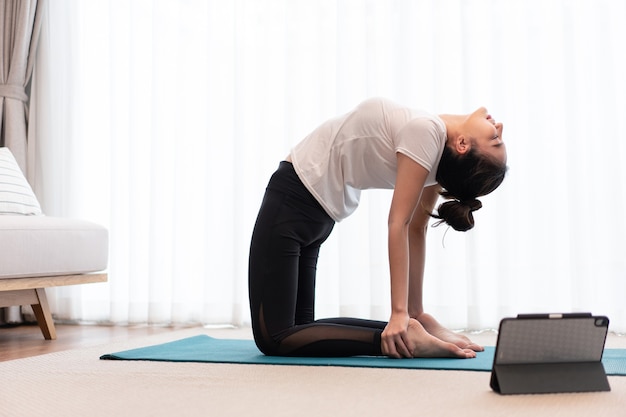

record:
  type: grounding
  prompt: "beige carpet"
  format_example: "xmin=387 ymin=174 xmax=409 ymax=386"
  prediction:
xmin=1 ymin=327 xmax=626 ymax=417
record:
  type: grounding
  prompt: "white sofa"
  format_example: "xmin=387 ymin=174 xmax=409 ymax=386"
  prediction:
xmin=0 ymin=216 xmax=108 ymax=339
xmin=0 ymin=147 xmax=108 ymax=339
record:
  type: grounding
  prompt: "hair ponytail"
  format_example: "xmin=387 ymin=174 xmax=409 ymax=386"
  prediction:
xmin=433 ymin=199 xmax=482 ymax=232
xmin=432 ymin=145 xmax=507 ymax=231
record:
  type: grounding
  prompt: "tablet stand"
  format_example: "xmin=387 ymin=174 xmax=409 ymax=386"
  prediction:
xmin=490 ymin=361 xmax=610 ymax=394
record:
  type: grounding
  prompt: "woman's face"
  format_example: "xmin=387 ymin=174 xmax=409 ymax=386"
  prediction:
xmin=465 ymin=107 xmax=507 ymax=165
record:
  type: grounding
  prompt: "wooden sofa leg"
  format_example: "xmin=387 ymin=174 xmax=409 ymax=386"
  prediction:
xmin=31 ymin=288 xmax=57 ymax=340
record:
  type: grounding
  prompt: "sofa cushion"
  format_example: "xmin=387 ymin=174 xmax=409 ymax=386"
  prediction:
xmin=0 ymin=216 xmax=108 ymax=279
xmin=0 ymin=147 xmax=43 ymax=215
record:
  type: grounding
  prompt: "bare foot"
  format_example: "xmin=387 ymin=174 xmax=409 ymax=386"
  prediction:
xmin=406 ymin=319 xmax=476 ymax=359
xmin=416 ymin=313 xmax=484 ymax=352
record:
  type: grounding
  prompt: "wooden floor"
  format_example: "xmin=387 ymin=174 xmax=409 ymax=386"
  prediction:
xmin=0 ymin=323 xmax=200 ymax=362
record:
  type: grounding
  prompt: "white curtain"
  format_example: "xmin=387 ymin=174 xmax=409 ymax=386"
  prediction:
xmin=0 ymin=0 xmax=44 ymax=324
xmin=30 ymin=0 xmax=626 ymax=332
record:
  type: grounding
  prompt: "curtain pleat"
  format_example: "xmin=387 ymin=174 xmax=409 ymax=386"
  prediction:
xmin=30 ymin=0 xmax=626 ymax=332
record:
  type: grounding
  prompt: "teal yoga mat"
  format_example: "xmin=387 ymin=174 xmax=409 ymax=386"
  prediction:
xmin=100 ymin=335 xmax=626 ymax=375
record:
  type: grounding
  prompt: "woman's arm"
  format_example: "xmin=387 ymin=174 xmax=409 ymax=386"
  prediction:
xmin=407 ymin=184 xmax=441 ymax=318
xmin=382 ymin=153 xmax=430 ymax=358
xmin=407 ymin=186 xmax=485 ymax=353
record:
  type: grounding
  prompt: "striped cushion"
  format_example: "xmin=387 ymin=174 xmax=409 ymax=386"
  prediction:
xmin=0 ymin=147 xmax=42 ymax=215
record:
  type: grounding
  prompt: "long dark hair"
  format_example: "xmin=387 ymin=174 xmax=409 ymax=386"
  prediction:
xmin=432 ymin=145 xmax=507 ymax=231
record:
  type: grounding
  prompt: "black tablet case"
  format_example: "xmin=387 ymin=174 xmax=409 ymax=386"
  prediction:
xmin=490 ymin=314 xmax=610 ymax=394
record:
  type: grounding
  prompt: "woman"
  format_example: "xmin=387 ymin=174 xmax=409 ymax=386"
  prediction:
xmin=248 ymin=97 xmax=507 ymax=358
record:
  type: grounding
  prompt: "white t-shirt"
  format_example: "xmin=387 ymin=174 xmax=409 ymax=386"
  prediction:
xmin=290 ymin=97 xmax=447 ymax=222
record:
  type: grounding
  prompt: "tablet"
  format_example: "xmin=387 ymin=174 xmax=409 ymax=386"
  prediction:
xmin=490 ymin=313 xmax=610 ymax=394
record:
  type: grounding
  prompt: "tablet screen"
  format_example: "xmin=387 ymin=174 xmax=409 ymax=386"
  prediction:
xmin=494 ymin=315 xmax=609 ymax=365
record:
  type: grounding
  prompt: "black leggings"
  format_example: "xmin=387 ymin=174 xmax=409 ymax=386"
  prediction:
xmin=248 ymin=161 xmax=385 ymax=357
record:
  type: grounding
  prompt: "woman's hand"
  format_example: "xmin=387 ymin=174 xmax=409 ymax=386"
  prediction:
xmin=381 ymin=313 xmax=413 ymax=358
